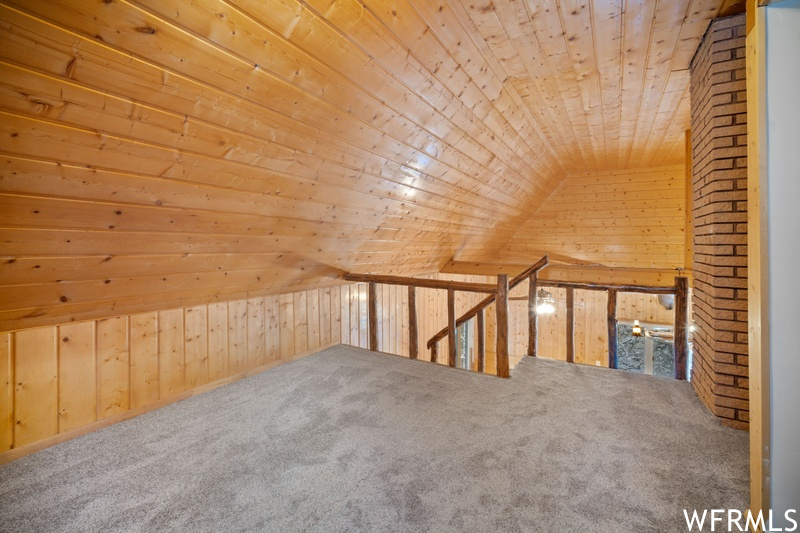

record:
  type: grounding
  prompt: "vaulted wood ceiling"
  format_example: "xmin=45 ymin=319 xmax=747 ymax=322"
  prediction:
xmin=0 ymin=0 xmax=741 ymax=330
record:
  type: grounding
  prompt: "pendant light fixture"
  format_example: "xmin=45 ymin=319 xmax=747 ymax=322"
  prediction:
xmin=535 ymin=288 xmax=555 ymax=315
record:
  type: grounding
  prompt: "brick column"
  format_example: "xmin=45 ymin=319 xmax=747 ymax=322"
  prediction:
xmin=689 ymin=13 xmax=749 ymax=430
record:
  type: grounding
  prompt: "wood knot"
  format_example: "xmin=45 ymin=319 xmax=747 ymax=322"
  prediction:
xmin=136 ymin=26 xmax=156 ymax=34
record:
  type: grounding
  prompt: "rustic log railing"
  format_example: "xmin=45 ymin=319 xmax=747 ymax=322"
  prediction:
xmin=342 ymin=272 xmax=503 ymax=373
xmin=425 ymin=256 xmax=550 ymax=378
xmin=345 ymin=265 xmax=689 ymax=381
xmin=537 ymin=277 xmax=690 ymax=380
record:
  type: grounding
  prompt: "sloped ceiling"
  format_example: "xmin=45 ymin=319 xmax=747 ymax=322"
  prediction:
xmin=0 ymin=0 xmax=739 ymax=329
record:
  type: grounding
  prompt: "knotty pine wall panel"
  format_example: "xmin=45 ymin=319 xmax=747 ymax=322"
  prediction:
xmin=493 ymin=167 xmax=687 ymax=269
xmin=57 ymin=322 xmax=95 ymax=432
xmin=1 ymin=285 xmax=346 ymax=459
xmin=13 ymin=328 xmax=57 ymax=447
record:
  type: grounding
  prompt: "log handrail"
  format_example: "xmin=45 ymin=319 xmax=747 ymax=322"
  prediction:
xmin=538 ymin=280 xmax=675 ymax=294
xmin=347 ymin=260 xmax=689 ymax=383
xmin=426 ymin=255 xmax=549 ymax=349
xmin=343 ymin=273 xmax=497 ymax=293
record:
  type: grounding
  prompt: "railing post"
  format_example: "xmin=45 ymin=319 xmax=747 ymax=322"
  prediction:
xmin=476 ymin=309 xmax=485 ymax=373
xmin=496 ymin=274 xmax=510 ymax=378
xmin=447 ymin=288 xmax=457 ymax=367
xmin=424 ymin=256 xmax=548 ymax=352
xmin=408 ymin=285 xmax=418 ymax=360
xmin=674 ymin=277 xmax=689 ymax=380
xmin=607 ymin=289 xmax=618 ymax=369
xmin=430 ymin=342 xmax=438 ymax=363
xmin=368 ymin=282 xmax=378 ymax=352
xmin=528 ymin=272 xmax=538 ymax=357
xmin=566 ymin=287 xmax=575 ymax=363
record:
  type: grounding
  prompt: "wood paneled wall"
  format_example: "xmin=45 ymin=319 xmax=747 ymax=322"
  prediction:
xmin=492 ymin=166 xmax=687 ymax=269
xmin=0 ymin=284 xmax=347 ymax=458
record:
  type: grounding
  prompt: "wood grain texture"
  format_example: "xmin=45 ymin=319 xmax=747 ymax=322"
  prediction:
xmin=456 ymin=0 xmax=733 ymax=173
xmin=57 ymin=322 xmax=95 ymax=432
xmin=408 ymin=286 xmax=418 ymax=360
xmin=573 ymin=289 xmax=608 ymax=367
xmin=489 ymin=167 xmax=688 ymax=268
xmin=496 ymin=274 xmax=510 ymax=378
xmin=528 ymin=272 xmax=537 ymax=357
xmin=566 ymin=288 xmax=575 ymax=364
xmin=97 ymin=317 xmax=129 ymax=419
xmin=13 ymin=328 xmax=57 ymax=446
xmin=185 ymin=305 xmax=209 ymax=389
xmin=674 ymin=277 xmax=689 ymax=380
xmin=0 ymin=1 xmax=731 ymax=332
xmin=129 ymin=312 xmax=159 ymax=408
xmin=476 ymin=310 xmax=485 ymax=373
xmin=0 ymin=0 xmax=554 ymax=331
xmin=746 ymin=1 xmax=769 ymax=512
xmin=447 ymin=288 xmax=456 ymax=367
xmin=368 ymin=282 xmax=378 ymax=352
xmin=1 ymin=284 xmax=363 ymax=458
xmin=158 ymin=309 xmax=185 ymax=400
xmin=0 ymin=333 xmax=13 ymax=451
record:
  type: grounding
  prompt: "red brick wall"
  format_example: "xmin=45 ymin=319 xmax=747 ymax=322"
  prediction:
xmin=689 ymin=13 xmax=748 ymax=431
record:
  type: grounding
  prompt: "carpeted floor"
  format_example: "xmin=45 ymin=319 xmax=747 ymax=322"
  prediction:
xmin=0 ymin=345 xmax=748 ymax=532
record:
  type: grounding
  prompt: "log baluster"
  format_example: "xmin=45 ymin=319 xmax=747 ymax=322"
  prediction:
xmin=408 ymin=285 xmax=418 ymax=360
xmin=447 ymin=288 xmax=457 ymax=367
xmin=528 ymin=272 xmax=538 ymax=357
xmin=477 ymin=310 xmax=485 ymax=373
xmin=496 ymin=274 xmax=510 ymax=378
xmin=566 ymin=287 xmax=575 ymax=363
xmin=368 ymin=282 xmax=378 ymax=352
xmin=674 ymin=277 xmax=689 ymax=380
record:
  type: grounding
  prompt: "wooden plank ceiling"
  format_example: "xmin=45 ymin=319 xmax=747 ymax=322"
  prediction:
xmin=0 ymin=0 xmax=739 ymax=330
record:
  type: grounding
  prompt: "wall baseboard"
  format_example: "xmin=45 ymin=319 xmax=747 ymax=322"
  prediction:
xmin=0 ymin=342 xmax=339 ymax=465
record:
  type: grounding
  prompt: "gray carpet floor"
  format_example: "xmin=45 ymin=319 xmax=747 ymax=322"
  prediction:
xmin=0 ymin=345 xmax=748 ymax=532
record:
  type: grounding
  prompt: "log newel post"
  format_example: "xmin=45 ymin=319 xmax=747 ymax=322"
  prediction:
xmin=430 ymin=342 xmax=438 ymax=364
xmin=476 ymin=309 xmax=485 ymax=373
xmin=368 ymin=282 xmax=378 ymax=352
xmin=496 ymin=274 xmax=510 ymax=378
xmin=674 ymin=276 xmax=689 ymax=380
xmin=566 ymin=287 xmax=575 ymax=363
xmin=408 ymin=285 xmax=418 ymax=360
xmin=447 ymin=288 xmax=457 ymax=367
xmin=607 ymin=289 xmax=618 ymax=369
xmin=528 ymin=272 xmax=538 ymax=357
